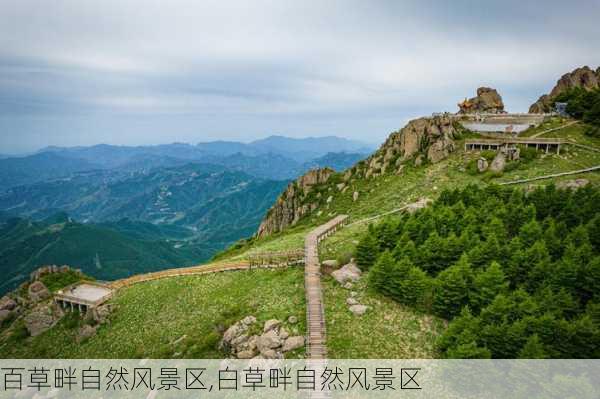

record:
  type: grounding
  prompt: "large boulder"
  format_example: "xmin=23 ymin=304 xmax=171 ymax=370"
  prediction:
xmin=331 ymin=263 xmax=362 ymax=285
xmin=489 ymin=151 xmax=506 ymax=173
xmin=0 ymin=296 xmax=17 ymax=311
xmin=282 ymin=336 xmax=305 ymax=352
xmin=28 ymin=281 xmax=51 ymax=303
xmin=477 ymin=158 xmax=489 ymax=172
xmin=263 ymin=319 xmax=281 ymax=333
xmin=529 ymin=66 xmax=600 ymax=113
xmin=257 ymin=330 xmax=282 ymax=352
xmin=349 ymin=304 xmax=369 ymax=316
xmin=458 ymin=87 xmax=505 ymax=114
xmin=24 ymin=303 xmax=64 ymax=337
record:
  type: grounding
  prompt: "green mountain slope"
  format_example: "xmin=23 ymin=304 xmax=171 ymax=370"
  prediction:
xmin=0 ymin=217 xmax=206 ymax=295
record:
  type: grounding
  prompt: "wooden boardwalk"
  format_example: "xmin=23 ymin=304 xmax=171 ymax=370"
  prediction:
xmin=110 ymin=261 xmax=253 ymax=289
xmin=304 ymin=215 xmax=348 ymax=359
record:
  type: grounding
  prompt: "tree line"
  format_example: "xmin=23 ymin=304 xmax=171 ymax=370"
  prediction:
xmin=355 ymin=184 xmax=600 ymax=358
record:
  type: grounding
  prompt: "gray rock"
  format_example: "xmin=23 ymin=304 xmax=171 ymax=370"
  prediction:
xmin=287 ymin=315 xmax=298 ymax=324
xmin=279 ymin=327 xmax=289 ymax=340
xmin=0 ymin=296 xmax=17 ymax=311
xmin=230 ymin=334 xmax=250 ymax=348
xmin=414 ymin=155 xmax=424 ymax=167
xmin=343 ymin=282 xmax=354 ymax=289
xmin=282 ymin=336 xmax=305 ymax=352
xmin=349 ymin=305 xmax=368 ymax=316
xmin=92 ymin=304 xmax=112 ymax=324
xmin=24 ymin=304 xmax=63 ymax=337
xmin=222 ymin=322 xmax=248 ymax=345
xmin=331 ymin=263 xmax=362 ymax=285
xmin=321 ymin=260 xmax=338 ymax=268
xmin=326 ymin=195 xmax=333 ymax=204
xmin=236 ymin=350 xmax=256 ymax=359
xmin=261 ymin=349 xmax=283 ymax=359
xmin=489 ymin=151 xmax=506 ymax=173
xmin=353 ymin=191 xmax=359 ymax=202
xmin=241 ymin=315 xmax=257 ymax=326
xmin=28 ymin=281 xmax=50 ymax=303
xmin=263 ymin=319 xmax=281 ymax=333
xmin=346 ymin=297 xmax=359 ymax=306
xmin=557 ymin=179 xmax=590 ymax=190
xmin=350 ymin=291 xmax=358 ymax=297
xmin=477 ymin=158 xmax=488 ymax=172
xmin=257 ymin=330 xmax=282 ymax=352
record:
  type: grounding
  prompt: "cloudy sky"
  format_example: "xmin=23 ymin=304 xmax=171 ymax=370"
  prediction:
xmin=1 ymin=0 xmax=599 ymax=153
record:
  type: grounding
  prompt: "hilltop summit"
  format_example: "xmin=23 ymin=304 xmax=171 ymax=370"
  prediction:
xmin=529 ymin=65 xmax=600 ymax=113
xmin=458 ymin=87 xmax=505 ymax=114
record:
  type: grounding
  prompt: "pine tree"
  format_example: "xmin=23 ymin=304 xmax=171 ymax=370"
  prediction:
xmin=432 ymin=256 xmax=473 ymax=318
xmin=446 ymin=341 xmax=492 ymax=359
xmin=403 ymin=266 xmax=431 ymax=308
xmin=470 ymin=261 xmax=508 ymax=312
xmin=517 ymin=334 xmax=548 ymax=359
xmin=519 ymin=219 xmax=543 ymax=248
xmin=369 ymin=250 xmax=395 ymax=294
xmin=355 ymin=228 xmax=379 ymax=270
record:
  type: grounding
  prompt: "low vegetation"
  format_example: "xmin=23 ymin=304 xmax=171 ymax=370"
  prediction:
xmin=0 ymin=268 xmax=306 ymax=358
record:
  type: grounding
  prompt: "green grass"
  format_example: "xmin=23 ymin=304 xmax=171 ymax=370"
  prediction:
xmin=40 ymin=270 xmax=88 ymax=292
xmin=0 ymin=267 xmax=307 ymax=359
xmin=323 ymin=274 xmax=445 ymax=358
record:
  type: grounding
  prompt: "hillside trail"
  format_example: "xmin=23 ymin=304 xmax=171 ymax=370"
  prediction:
xmin=111 ymin=215 xmax=349 ymax=360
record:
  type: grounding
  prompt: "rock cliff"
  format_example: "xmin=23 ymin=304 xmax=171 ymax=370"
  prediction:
xmin=529 ymin=66 xmax=600 ymax=113
xmin=458 ymin=87 xmax=505 ymax=114
xmin=357 ymin=114 xmax=458 ymax=177
xmin=256 ymin=168 xmax=334 ymax=237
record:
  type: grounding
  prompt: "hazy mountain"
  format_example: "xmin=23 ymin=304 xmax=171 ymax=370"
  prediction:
xmin=0 ymin=152 xmax=99 ymax=189
xmin=248 ymin=135 xmax=372 ymax=162
xmin=36 ymin=135 xmax=373 ymax=170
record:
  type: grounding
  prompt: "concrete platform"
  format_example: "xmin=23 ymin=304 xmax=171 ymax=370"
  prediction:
xmin=55 ymin=282 xmax=113 ymax=312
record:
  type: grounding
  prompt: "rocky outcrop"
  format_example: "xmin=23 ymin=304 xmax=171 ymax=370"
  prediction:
xmin=28 ymin=281 xmax=51 ymax=303
xmin=355 ymin=115 xmax=457 ymax=179
xmin=256 ymin=168 xmax=334 ymax=237
xmin=24 ymin=302 xmax=64 ymax=337
xmin=458 ymin=87 xmax=505 ymax=114
xmin=529 ymin=66 xmax=600 ymax=113
xmin=220 ymin=316 xmax=305 ymax=359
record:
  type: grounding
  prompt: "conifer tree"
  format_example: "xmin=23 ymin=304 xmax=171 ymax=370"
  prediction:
xmin=517 ymin=334 xmax=548 ymax=359
xmin=355 ymin=228 xmax=379 ymax=270
xmin=470 ymin=261 xmax=508 ymax=312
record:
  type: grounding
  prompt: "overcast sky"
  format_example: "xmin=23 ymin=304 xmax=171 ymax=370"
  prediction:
xmin=1 ymin=0 xmax=599 ymax=153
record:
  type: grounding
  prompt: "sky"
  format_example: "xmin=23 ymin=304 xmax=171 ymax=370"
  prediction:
xmin=1 ymin=0 xmax=599 ymax=154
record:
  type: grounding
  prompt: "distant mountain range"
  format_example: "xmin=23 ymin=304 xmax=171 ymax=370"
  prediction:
xmin=0 ymin=135 xmax=371 ymax=292
xmin=1 ymin=136 xmax=372 ymax=188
